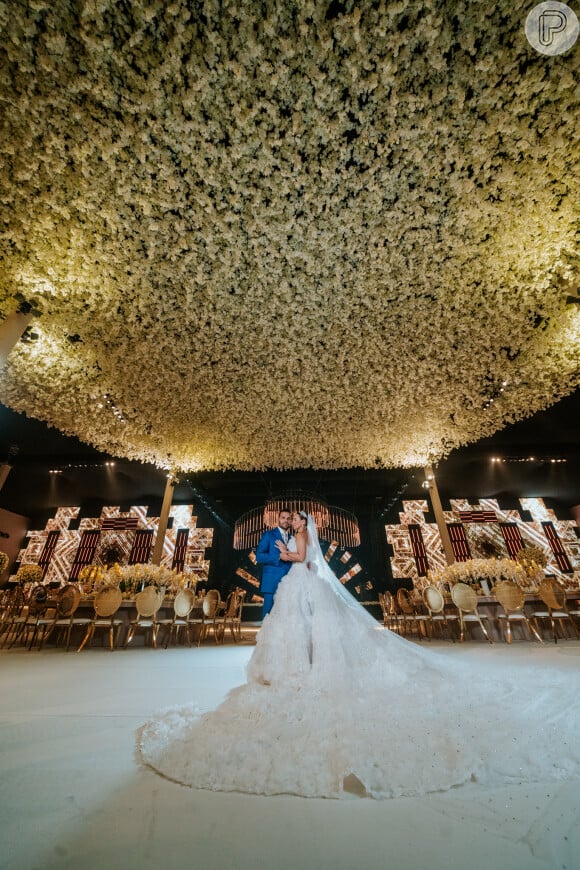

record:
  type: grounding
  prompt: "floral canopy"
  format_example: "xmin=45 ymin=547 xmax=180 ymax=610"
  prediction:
xmin=0 ymin=0 xmax=578 ymax=471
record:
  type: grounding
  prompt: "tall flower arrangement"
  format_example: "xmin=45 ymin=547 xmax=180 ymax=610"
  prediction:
xmin=516 ymin=545 xmax=548 ymax=570
xmin=427 ymin=558 xmax=528 ymax=592
xmin=14 ymin=564 xmax=44 ymax=585
xmin=100 ymin=564 xmax=189 ymax=596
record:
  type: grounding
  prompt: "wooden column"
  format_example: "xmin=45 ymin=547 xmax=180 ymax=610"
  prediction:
xmin=424 ymin=464 xmax=455 ymax=566
xmin=0 ymin=309 xmax=33 ymax=368
xmin=151 ymin=475 xmax=176 ymax=566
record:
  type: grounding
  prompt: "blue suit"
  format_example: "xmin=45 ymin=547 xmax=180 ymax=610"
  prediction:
xmin=256 ymin=528 xmax=292 ymax=618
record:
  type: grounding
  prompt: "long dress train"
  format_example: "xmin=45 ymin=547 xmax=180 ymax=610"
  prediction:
xmin=139 ymin=529 xmax=580 ymax=799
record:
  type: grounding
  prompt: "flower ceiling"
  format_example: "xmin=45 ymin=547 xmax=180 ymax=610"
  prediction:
xmin=0 ymin=0 xmax=578 ymax=471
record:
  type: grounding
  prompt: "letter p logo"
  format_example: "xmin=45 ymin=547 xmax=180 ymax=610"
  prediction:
xmin=539 ymin=9 xmax=567 ymax=44
xmin=526 ymin=2 xmax=579 ymax=54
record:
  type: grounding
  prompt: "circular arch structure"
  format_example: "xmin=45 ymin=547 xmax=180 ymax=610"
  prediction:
xmin=234 ymin=492 xmax=360 ymax=550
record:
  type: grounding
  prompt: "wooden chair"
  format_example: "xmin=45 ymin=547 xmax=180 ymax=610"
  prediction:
xmin=450 ymin=582 xmax=493 ymax=643
xmin=60 ymin=588 xmax=95 ymax=650
xmin=29 ymin=584 xmax=86 ymax=650
xmin=493 ymin=580 xmax=543 ymax=644
xmin=158 ymin=589 xmax=196 ymax=648
xmin=0 ymin=588 xmax=11 ymax=627
xmin=190 ymin=590 xmax=223 ymax=645
xmin=78 ymin=586 xmax=124 ymax=651
xmin=378 ymin=591 xmax=401 ymax=633
xmin=422 ymin=585 xmax=457 ymax=641
xmin=0 ymin=586 xmax=29 ymax=648
xmin=220 ymin=588 xmax=246 ymax=643
xmin=7 ymin=584 xmax=51 ymax=648
xmin=569 ymin=598 xmax=580 ymax=631
xmin=124 ymin=586 xmax=164 ymax=648
xmin=396 ymin=588 xmax=429 ymax=640
xmin=530 ymin=578 xmax=578 ymax=643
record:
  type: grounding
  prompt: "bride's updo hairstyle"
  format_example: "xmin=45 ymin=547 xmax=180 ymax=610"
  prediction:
xmin=293 ymin=510 xmax=308 ymax=532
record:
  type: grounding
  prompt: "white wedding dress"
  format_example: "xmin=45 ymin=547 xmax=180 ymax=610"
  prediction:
xmin=140 ymin=517 xmax=580 ymax=799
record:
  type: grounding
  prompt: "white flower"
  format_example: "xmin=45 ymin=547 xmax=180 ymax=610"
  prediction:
xmin=0 ymin=0 xmax=577 ymax=471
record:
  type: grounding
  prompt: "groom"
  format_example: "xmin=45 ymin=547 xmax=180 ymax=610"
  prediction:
xmin=256 ymin=508 xmax=293 ymax=619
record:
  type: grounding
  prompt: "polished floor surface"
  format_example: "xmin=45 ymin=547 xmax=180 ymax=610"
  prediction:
xmin=2 ymin=637 xmax=580 ymax=870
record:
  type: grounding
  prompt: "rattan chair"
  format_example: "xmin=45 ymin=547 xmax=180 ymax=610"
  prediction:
xmin=124 ymin=586 xmax=164 ymax=648
xmin=530 ymin=578 xmax=578 ymax=643
xmin=493 ymin=580 xmax=543 ymax=644
xmin=396 ymin=588 xmax=430 ymax=640
xmin=158 ymin=588 xmax=196 ymax=648
xmin=450 ymin=582 xmax=493 ymax=643
xmin=422 ymin=585 xmax=458 ymax=641
xmin=220 ymin=588 xmax=246 ymax=643
xmin=78 ymin=586 xmax=124 ymax=651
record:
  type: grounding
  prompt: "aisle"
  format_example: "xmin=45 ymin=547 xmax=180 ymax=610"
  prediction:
xmin=1 ymin=642 xmax=579 ymax=870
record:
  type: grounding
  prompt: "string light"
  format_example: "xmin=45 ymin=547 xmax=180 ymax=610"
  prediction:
xmin=490 ymin=456 xmax=566 ymax=464
xmin=48 ymin=461 xmax=119 ymax=474
xmin=101 ymin=393 xmax=126 ymax=424
xmin=482 ymin=378 xmax=510 ymax=411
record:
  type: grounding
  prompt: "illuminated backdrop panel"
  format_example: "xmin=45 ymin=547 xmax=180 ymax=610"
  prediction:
xmin=386 ymin=497 xmax=579 ymax=588
xmin=15 ymin=504 xmax=213 ymax=584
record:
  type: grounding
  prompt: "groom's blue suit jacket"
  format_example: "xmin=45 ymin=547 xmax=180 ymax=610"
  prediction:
xmin=256 ymin=528 xmax=292 ymax=594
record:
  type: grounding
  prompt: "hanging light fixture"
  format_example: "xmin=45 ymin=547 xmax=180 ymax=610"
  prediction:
xmin=233 ymin=491 xmax=360 ymax=550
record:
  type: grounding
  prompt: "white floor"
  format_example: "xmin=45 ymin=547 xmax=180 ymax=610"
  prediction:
xmin=1 ymin=638 xmax=580 ymax=870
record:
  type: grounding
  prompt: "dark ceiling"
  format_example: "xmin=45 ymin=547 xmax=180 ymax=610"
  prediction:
xmin=1 ymin=389 xmax=578 ymax=528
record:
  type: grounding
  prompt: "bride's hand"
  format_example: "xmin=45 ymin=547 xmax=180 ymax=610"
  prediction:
xmin=275 ymin=541 xmax=288 ymax=558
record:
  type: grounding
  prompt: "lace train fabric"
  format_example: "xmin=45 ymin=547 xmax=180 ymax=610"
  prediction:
xmin=140 ymin=520 xmax=580 ymax=799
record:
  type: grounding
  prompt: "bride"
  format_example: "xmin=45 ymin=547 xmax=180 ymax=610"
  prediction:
xmin=140 ymin=511 xmax=580 ymax=799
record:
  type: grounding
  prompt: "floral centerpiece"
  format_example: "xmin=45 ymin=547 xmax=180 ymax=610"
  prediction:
xmin=516 ymin=545 xmax=548 ymax=569
xmin=427 ymin=558 xmax=527 ymax=594
xmin=78 ymin=564 xmax=105 ymax=593
xmin=514 ymin=546 xmax=549 ymax=589
xmin=100 ymin=563 xmax=189 ymax=597
xmin=14 ymin=563 xmax=44 ymax=585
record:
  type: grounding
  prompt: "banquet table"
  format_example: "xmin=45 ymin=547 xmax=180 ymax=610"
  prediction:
xmin=72 ymin=595 xmax=211 ymax=647
xmin=411 ymin=590 xmax=580 ymax=641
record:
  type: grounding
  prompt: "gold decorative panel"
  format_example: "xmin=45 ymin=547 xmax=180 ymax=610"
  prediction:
xmin=386 ymin=497 xmax=579 ymax=588
xmin=15 ymin=504 xmax=213 ymax=584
